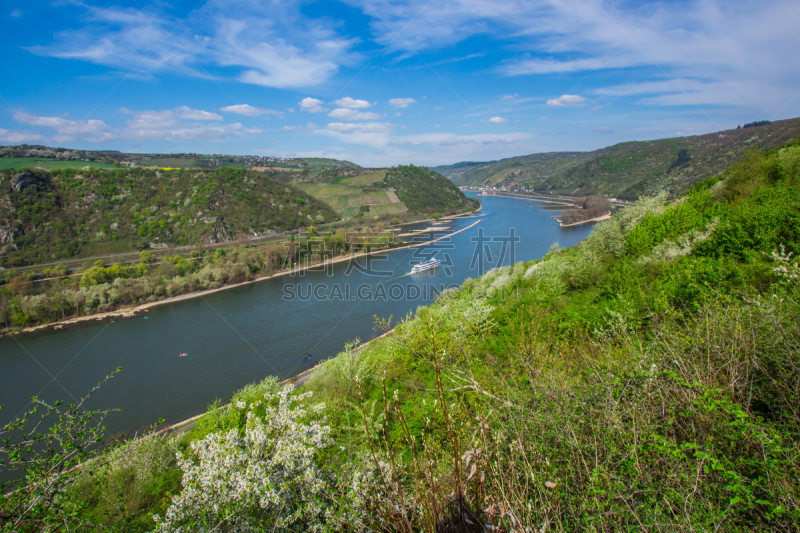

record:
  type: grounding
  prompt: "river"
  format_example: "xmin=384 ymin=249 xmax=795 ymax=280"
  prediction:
xmin=0 ymin=194 xmax=596 ymax=436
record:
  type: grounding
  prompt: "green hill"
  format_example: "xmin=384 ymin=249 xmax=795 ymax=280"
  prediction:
xmin=431 ymin=160 xmax=496 ymax=180
xmin=0 ymin=166 xmax=338 ymax=267
xmin=0 ymin=145 xmax=361 ymax=172
xmin=447 ymin=116 xmax=800 ymax=199
xmin=262 ymin=164 xmax=477 ymax=218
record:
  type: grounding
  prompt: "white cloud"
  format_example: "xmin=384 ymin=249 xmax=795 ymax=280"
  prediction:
xmin=546 ymin=95 xmax=587 ymax=107
xmin=388 ymin=98 xmax=417 ymax=108
xmin=10 ymin=8 xmax=22 ymax=18
xmin=177 ymin=106 xmax=223 ymax=121
xmin=328 ymin=108 xmax=381 ymax=121
xmin=488 ymin=116 xmax=509 ymax=123
xmin=353 ymin=0 xmax=800 ymax=116
xmin=0 ymin=128 xmax=41 ymax=143
xmin=220 ymin=104 xmax=281 ymax=117
xmin=123 ymin=109 xmax=258 ymax=141
xmin=395 ymin=112 xmax=402 ymax=117
xmin=325 ymin=122 xmax=394 ymax=134
xmin=501 ymin=94 xmax=518 ymax=100
xmin=284 ymin=125 xmax=302 ymax=131
xmin=13 ymin=110 xmax=113 ymax=142
xmin=299 ymin=97 xmax=324 ymax=113
xmin=27 ymin=3 xmax=359 ymax=88
xmin=10 ymin=106 xmax=266 ymax=144
xmin=594 ymin=125 xmax=613 ymax=134
xmin=333 ymin=97 xmax=371 ymax=109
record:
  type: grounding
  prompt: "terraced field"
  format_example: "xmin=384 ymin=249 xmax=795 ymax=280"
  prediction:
xmin=285 ymin=166 xmax=473 ymax=218
xmin=294 ymin=170 xmax=403 ymax=216
xmin=338 ymin=170 xmax=386 ymax=186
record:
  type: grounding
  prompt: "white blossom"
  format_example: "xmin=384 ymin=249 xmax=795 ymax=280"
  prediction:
xmin=153 ymin=385 xmax=332 ymax=532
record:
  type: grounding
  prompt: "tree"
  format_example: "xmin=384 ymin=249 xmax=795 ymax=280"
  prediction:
xmin=80 ymin=266 xmax=108 ymax=288
xmin=8 ymin=276 xmax=30 ymax=296
xmin=0 ymin=371 xmax=120 ymax=531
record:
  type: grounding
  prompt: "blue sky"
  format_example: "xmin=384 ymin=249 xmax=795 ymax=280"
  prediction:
xmin=1 ymin=0 xmax=799 ymax=167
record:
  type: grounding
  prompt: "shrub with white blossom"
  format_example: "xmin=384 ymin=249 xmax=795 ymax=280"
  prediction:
xmin=154 ymin=386 xmax=331 ymax=532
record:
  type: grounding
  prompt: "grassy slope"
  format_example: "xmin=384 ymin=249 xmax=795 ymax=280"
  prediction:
xmin=0 ymin=166 xmax=337 ymax=267
xmin=451 ymin=117 xmax=800 ymax=199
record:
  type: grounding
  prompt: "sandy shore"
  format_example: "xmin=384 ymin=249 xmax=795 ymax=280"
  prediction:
xmin=555 ymin=213 xmax=612 ymax=227
xmin=13 ymin=217 xmax=482 ymax=337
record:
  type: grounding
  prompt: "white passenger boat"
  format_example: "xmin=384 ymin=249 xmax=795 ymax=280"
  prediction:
xmin=411 ymin=256 xmax=441 ymax=274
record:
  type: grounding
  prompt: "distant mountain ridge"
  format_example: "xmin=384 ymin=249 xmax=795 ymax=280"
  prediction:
xmin=439 ymin=117 xmax=800 ymax=199
xmin=0 ymin=145 xmax=360 ymax=172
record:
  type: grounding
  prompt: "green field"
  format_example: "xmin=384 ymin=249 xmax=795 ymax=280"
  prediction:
xmin=340 ymin=206 xmax=361 ymax=218
xmin=364 ymin=204 xmax=408 ymax=215
xmin=338 ymin=170 xmax=386 ymax=186
xmin=0 ymin=158 xmax=117 ymax=171
xmin=295 ymin=183 xmax=363 ymax=197
xmin=356 ymin=191 xmax=395 ymax=206
xmin=139 ymin=158 xmax=198 ymax=168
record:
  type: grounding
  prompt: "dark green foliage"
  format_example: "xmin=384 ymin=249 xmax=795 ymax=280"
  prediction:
xmin=383 ymin=165 xmax=472 ymax=213
xmin=742 ymin=120 xmax=771 ymax=128
xmin=695 ymin=186 xmax=800 ymax=261
xmin=0 ymin=167 xmax=337 ymax=267
xmin=668 ymin=148 xmax=692 ymax=170
xmin=624 ymin=189 xmax=717 ymax=256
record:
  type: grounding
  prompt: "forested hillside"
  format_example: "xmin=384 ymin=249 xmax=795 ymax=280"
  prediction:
xmin=384 ymin=165 xmax=470 ymax=213
xmin=431 ymin=160 xmax=496 ymax=180
xmin=0 ymin=166 xmax=337 ymax=267
xmin=449 ymin=116 xmax=800 ymax=199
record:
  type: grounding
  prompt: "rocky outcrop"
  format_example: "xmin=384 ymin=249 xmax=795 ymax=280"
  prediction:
xmin=0 ymin=225 xmax=20 ymax=244
xmin=11 ymin=172 xmax=36 ymax=192
xmin=204 ymin=220 xmax=232 ymax=244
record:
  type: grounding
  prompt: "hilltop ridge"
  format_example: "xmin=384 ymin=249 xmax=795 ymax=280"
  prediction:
xmin=436 ymin=116 xmax=800 ymax=199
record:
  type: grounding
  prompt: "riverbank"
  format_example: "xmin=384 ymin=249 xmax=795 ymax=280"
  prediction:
xmin=10 ymin=217 xmax=482 ymax=338
xmin=553 ymin=213 xmax=612 ymax=227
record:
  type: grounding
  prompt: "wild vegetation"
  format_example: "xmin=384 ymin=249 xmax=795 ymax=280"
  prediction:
xmin=558 ymin=195 xmax=611 ymax=225
xmin=3 ymin=141 xmax=800 ymax=531
xmin=439 ymin=116 xmax=800 ymax=199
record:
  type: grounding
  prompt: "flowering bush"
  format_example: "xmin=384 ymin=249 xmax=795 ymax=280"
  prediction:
xmin=154 ymin=386 xmax=331 ymax=532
